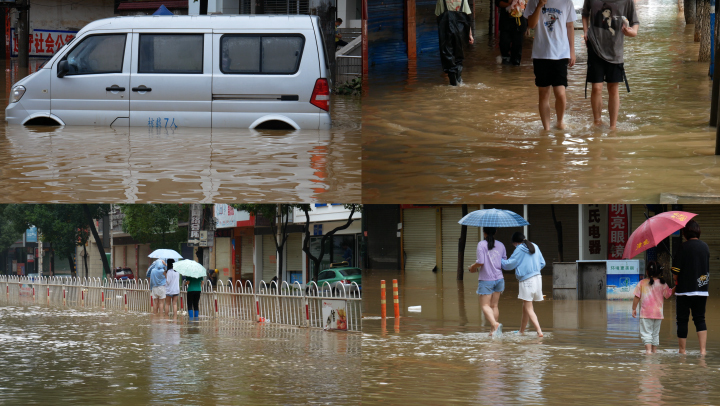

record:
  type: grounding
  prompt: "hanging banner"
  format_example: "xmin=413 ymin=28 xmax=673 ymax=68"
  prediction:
xmin=188 ymin=204 xmax=202 ymax=246
xmin=11 ymin=28 xmax=76 ymax=57
xmin=607 ymin=204 xmax=629 ymax=260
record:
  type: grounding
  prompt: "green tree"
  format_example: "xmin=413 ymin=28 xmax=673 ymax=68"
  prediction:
xmin=5 ymin=204 xmax=111 ymax=277
xmin=0 ymin=205 xmax=24 ymax=253
xmin=232 ymin=204 xmax=310 ymax=285
xmin=301 ymin=204 xmax=362 ymax=282
xmin=119 ymin=204 xmax=187 ymax=250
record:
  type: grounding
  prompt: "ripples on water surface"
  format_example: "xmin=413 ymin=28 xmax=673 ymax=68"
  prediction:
xmin=361 ymin=271 xmax=720 ymax=405
xmin=363 ymin=0 xmax=719 ymax=203
xmin=0 ymin=305 xmax=360 ymax=405
xmin=0 ymin=63 xmax=361 ymax=203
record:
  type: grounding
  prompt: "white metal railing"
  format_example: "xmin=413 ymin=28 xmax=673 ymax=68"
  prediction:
xmin=0 ymin=275 xmax=362 ymax=332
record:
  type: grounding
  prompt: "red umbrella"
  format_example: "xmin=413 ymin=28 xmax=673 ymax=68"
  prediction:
xmin=623 ymin=211 xmax=697 ymax=259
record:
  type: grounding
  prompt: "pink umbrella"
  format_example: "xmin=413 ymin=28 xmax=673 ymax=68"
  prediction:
xmin=623 ymin=211 xmax=697 ymax=259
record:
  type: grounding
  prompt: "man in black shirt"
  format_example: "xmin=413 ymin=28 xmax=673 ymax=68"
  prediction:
xmin=671 ymin=219 xmax=709 ymax=355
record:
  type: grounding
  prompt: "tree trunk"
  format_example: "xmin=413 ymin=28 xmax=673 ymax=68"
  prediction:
xmin=456 ymin=204 xmax=468 ymax=281
xmin=678 ymin=0 xmax=684 ymax=13
xmin=686 ymin=0 xmax=696 ymax=25
xmin=696 ymin=0 xmax=703 ymax=41
xmin=83 ymin=204 xmax=111 ymax=279
xmin=700 ymin=0 xmax=711 ymax=61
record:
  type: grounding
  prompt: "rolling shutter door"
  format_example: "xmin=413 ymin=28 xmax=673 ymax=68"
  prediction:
xmin=287 ymin=233 xmax=303 ymax=274
xmin=441 ymin=206 xmax=480 ymax=273
xmin=241 ymin=236 xmax=254 ymax=280
xmin=215 ymin=238 xmax=231 ymax=282
xmin=403 ymin=208 xmax=437 ymax=272
xmin=368 ymin=0 xmax=407 ymax=65
xmin=527 ymin=205 xmax=579 ymax=266
xmin=262 ymin=234 xmax=277 ymax=283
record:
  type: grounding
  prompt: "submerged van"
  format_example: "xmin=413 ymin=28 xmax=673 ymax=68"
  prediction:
xmin=6 ymin=15 xmax=332 ymax=130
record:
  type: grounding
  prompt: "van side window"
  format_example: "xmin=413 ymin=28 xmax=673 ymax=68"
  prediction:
xmin=138 ymin=34 xmax=204 ymax=74
xmin=64 ymin=34 xmax=126 ymax=75
xmin=220 ymin=35 xmax=305 ymax=75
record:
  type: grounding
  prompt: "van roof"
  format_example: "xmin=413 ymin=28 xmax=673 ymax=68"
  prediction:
xmin=78 ymin=15 xmax=318 ymax=34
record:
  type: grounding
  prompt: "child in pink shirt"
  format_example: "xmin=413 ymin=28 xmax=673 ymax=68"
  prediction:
xmin=632 ymin=261 xmax=675 ymax=354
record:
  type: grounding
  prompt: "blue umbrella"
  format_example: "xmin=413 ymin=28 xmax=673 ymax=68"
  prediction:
xmin=458 ymin=209 xmax=529 ymax=228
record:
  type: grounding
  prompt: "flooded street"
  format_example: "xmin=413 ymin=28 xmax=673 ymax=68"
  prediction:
xmin=0 ymin=64 xmax=360 ymax=203
xmin=0 ymin=304 xmax=360 ymax=405
xmin=362 ymin=270 xmax=720 ymax=404
xmin=363 ymin=0 xmax=719 ymax=203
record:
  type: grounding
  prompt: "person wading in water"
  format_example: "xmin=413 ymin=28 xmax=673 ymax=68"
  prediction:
xmin=435 ymin=0 xmax=474 ymax=86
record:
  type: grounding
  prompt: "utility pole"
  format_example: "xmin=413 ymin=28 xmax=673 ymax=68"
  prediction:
xmin=38 ymin=233 xmax=43 ymax=277
xmin=16 ymin=0 xmax=29 ymax=69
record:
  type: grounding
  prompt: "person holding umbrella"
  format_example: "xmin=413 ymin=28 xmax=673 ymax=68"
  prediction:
xmin=468 ymin=227 xmax=507 ymax=337
xmin=671 ymin=220 xmax=709 ymax=355
xmin=501 ymin=232 xmax=546 ymax=337
xmin=164 ymin=259 xmax=180 ymax=316
xmin=459 ymin=208 xmax=530 ymax=337
xmin=173 ymin=259 xmax=207 ymax=320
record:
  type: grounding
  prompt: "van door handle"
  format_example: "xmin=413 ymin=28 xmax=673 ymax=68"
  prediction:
xmin=106 ymin=86 xmax=125 ymax=91
xmin=132 ymin=86 xmax=152 ymax=92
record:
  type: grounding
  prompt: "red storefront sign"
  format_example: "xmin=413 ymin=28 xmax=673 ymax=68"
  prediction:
xmin=608 ymin=204 xmax=628 ymax=259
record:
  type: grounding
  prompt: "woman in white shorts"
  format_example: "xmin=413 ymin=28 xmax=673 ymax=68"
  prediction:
xmin=501 ymin=232 xmax=546 ymax=337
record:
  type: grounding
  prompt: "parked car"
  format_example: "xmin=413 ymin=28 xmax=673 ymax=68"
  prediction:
xmin=113 ymin=267 xmax=134 ymax=281
xmin=6 ymin=15 xmax=331 ymax=130
xmin=306 ymin=263 xmax=361 ymax=295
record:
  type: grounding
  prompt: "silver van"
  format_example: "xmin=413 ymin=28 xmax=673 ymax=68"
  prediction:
xmin=6 ymin=15 xmax=332 ymax=130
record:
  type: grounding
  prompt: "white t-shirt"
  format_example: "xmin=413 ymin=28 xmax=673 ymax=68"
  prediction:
xmin=165 ymin=269 xmax=180 ymax=295
xmin=524 ymin=0 xmax=576 ymax=59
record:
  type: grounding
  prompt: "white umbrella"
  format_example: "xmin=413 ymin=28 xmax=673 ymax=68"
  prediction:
xmin=173 ymin=260 xmax=206 ymax=279
xmin=148 ymin=249 xmax=183 ymax=259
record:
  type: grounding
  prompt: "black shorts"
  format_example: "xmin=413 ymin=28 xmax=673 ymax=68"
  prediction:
xmin=586 ymin=42 xmax=624 ymax=84
xmin=532 ymin=58 xmax=569 ymax=88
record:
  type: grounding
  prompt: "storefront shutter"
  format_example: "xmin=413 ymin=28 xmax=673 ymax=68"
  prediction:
xmin=403 ymin=208 xmax=437 ymax=273
xmin=287 ymin=233 xmax=303 ymax=274
xmin=262 ymin=234 xmax=277 ymax=284
xmin=241 ymin=236 xmax=254 ymax=280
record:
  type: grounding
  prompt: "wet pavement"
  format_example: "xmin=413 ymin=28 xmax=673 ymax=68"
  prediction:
xmin=0 ymin=63 xmax=361 ymax=203
xmin=363 ymin=0 xmax=720 ymax=203
xmin=0 ymin=304 xmax=360 ymax=405
xmin=361 ymin=270 xmax=720 ymax=404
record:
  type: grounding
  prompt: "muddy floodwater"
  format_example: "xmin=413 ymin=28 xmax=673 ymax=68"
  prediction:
xmin=0 ymin=63 xmax=360 ymax=203
xmin=361 ymin=270 xmax=720 ymax=404
xmin=0 ymin=304 xmax=360 ymax=405
xmin=363 ymin=0 xmax=719 ymax=203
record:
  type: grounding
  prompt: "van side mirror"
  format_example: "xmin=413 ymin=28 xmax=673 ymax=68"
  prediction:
xmin=57 ymin=60 xmax=69 ymax=78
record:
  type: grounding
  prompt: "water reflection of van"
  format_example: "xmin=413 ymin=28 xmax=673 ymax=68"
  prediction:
xmin=6 ymin=16 xmax=332 ymax=130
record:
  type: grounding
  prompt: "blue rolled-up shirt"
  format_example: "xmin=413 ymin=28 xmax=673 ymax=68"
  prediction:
xmin=501 ymin=243 xmax=546 ymax=281
xmin=147 ymin=259 xmax=166 ymax=289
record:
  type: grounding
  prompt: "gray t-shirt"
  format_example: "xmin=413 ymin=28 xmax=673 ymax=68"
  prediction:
xmin=582 ymin=0 xmax=639 ymax=64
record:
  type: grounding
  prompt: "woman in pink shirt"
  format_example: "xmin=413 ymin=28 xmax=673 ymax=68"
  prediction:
xmin=632 ymin=261 xmax=675 ymax=354
xmin=468 ymin=227 xmax=507 ymax=336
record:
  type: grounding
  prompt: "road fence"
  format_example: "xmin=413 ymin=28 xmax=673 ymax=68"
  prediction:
xmin=0 ymin=275 xmax=361 ymax=332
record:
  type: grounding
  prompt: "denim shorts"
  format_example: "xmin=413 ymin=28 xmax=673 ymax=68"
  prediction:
xmin=477 ymin=278 xmax=505 ymax=295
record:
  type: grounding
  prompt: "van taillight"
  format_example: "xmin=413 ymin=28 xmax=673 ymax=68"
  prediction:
xmin=310 ymin=79 xmax=330 ymax=111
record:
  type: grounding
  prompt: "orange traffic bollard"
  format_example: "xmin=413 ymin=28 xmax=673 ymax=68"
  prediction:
xmin=393 ymin=279 xmax=400 ymax=319
xmin=380 ymin=280 xmax=386 ymax=319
